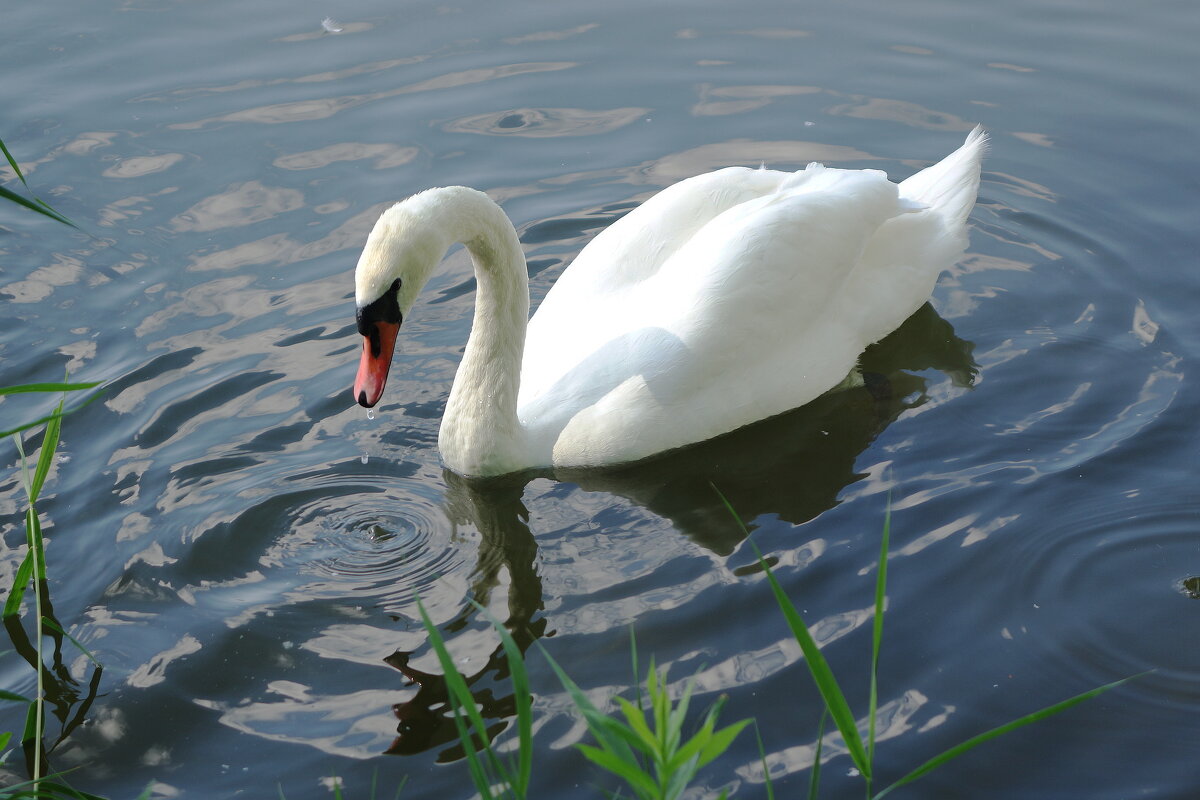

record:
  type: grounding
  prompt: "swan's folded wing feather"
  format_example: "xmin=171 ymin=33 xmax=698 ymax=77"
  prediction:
xmin=521 ymin=166 xmax=788 ymax=405
xmin=653 ymin=166 xmax=913 ymax=353
xmin=519 ymin=166 xmax=925 ymax=465
xmin=537 ymin=166 xmax=787 ymax=300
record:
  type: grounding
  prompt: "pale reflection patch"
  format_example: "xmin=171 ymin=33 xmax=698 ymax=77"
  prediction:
xmin=170 ymin=181 xmax=304 ymax=232
xmin=692 ymin=84 xmax=820 ymax=117
xmin=127 ymin=635 xmax=202 ymax=688
xmin=826 ymin=95 xmax=975 ymax=131
xmin=2 ymin=253 xmax=86 ymax=303
xmin=1012 ymin=132 xmax=1055 ymax=148
xmin=102 ymin=153 xmax=184 ymax=179
xmin=504 ymin=22 xmax=598 ymax=45
xmin=273 ymin=143 xmax=418 ymax=171
xmin=198 ymin=688 xmax=400 ymax=758
xmin=443 ymin=107 xmax=650 ymax=138
xmin=169 ymin=62 xmax=576 ymax=130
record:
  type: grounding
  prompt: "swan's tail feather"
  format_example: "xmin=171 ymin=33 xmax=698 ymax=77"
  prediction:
xmin=898 ymin=125 xmax=988 ymax=228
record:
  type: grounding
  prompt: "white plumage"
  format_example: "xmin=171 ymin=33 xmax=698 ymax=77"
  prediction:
xmin=352 ymin=127 xmax=987 ymax=476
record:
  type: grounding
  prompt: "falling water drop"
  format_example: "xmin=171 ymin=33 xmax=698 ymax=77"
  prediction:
xmin=366 ymin=409 xmax=375 ymax=420
xmin=360 ymin=453 xmax=369 ymax=465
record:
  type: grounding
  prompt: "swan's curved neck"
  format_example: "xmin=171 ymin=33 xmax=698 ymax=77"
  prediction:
xmin=404 ymin=188 xmax=530 ymax=476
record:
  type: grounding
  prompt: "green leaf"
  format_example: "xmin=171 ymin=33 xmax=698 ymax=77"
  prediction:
xmin=696 ymin=718 xmax=750 ymax=769
xmin=754 ymin=721 xmax=776 ymax=800
xmin=537 ymin=641 xmax=641 ymax=767
xmin=756 ymin=545 xmax=870 ymax=778
xmin=21 ymin=699 xmax=40 ymax=744
xmin=31 ymin=395 xmax=64 ymax=503
xmin=40 ymin=617 xmax=102 ymax=667
xmin=868 ymin=497 xmax=891 ymax=770
xmin=0 ymin=135 xmax=76 ymax=228
xmin=0 ymin=386 xmax=103 ymax=440
xmin=713 ymin=481 xmax=870 ymax=776
xmin=615 ymin=697 xmax=657 ymax=750
xmin=0 ymin=382 xmax=100 ymax=397
xmin=873 ymin=673 xmax=1145 ymax=799
xmin=0 ymin=136 xmax=31 ymax=186
xmin=416 ymin=599 xmax=507 ymax=797
xmin=4 ymin=550 xmax=34 ymax=618
xmin=27 ymin=506 xmax=47 ymax=581
xmin=807 ymin=709 xmax=828 ymax=800
xmin=577 ymin=744 xmax=658 ymax=799
xmin=663 ymin=673 xmax=697 ymax=756
xmin=0 ymin=184 xmax=75 ymax=227
xmin=666 ymin=709 xmax=716 ymax=772
xmin=468 ymin=600 xmax=534 ymax=796
xmin=0 ymin=689 xmax=31 ymax=703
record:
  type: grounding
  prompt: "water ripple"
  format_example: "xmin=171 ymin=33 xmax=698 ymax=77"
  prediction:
xmin=250 ymin=467 xmax=466 ymax=619
xmin=1008 ymin=498 xmax=1200 ymax=713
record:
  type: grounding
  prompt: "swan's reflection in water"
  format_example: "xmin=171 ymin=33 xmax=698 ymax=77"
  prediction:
xmin=379 ymin=303 xmax=975 ymax=757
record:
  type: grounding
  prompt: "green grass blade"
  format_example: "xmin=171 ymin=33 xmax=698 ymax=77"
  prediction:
xmin=39 ymin=617 xmax=101 ymax=666
xmin=711 ymin=482 xmax=870 ymax=776
xmin=21 ymin=697 xmax=40 ymax=745
xmin=755 ymin=546 xmax=870 ymax=778
xmin=629 ymin=627 xmax=643 ymax=715
xmin=0 ymin=386 xmax=103 ymax=440
xmin=873 ymin=673 xmax=1144 ymax=800
xmin=868 ymin=498 xmax=891 ymax=772
xmin=753 ymin=721 xmax=775 ymax=800
xmin=0 ymin=136 xmax=31 ymax=186
xmin=695 ymin=718 xmax=751 ymax=769
xmin=4 ymin=550 xmax=35 ymax=617
xmin=535 ymin=641 xmax=643 ymax=767
xmin=416 ymin=599 xmax=508 ymax=796
xmin=807 ymin=709 xmax=828 ymax=800
xmin=0 ymin=411 xmax=71 ymax=440
xmin=0 ymin=382 xmax=101 ymax=397
xmin=466 ymin=598 xmax=534 ymax=795
xmin=1 ymin=689 xmax=30 ymax=703
xmin=30 ymin=395 xmax=64 ymax=503
xmin=27 ymin=507 xmax=47 ymax=581
xmin=6 ymin=778 xmax=106 ymax=800
xmin=0 ymin=184 xmax=75 ymax=227
xmin=663 ymin=672 xmax=697 ymax=756
xmin=577 ymin=744 xmax=658 ymax=799
xmin=0 ymin=136 xmax=76 ymax=228
xmin=615 ymin=697 xmax=657 ymax=751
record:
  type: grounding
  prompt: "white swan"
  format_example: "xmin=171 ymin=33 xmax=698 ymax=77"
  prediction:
xmin=352 ymin=127 xmax=987 ymax=477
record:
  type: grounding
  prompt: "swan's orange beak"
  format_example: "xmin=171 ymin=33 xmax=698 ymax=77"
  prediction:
xmin=353 ymin=321 xmax=399 ymax=408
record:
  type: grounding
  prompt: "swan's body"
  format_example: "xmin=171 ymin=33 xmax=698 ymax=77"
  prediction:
xmin=353 ymin=127 xmax=987 ymax=477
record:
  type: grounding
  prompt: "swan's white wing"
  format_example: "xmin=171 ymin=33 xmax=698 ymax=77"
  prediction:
xmin=537 ymin=166 xmax=788 ymax=297
xmin=520 ymin=165 xmax=927 ymax=465
xmin=520 ymin=165 xmax=789 ymax=407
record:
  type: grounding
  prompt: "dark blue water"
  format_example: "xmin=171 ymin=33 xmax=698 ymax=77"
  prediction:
xmin=3 ymin=0 xmax=1199 ymax=797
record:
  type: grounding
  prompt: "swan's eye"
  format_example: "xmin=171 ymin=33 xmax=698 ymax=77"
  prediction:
xmin=356 ymin=281 xmax=404 ymax=337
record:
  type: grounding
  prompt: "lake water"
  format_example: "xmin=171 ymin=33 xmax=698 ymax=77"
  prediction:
xmin=3 ymin=0 xmax=1199 ymax=797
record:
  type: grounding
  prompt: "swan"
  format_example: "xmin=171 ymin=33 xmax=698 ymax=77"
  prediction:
xmin=352 ymin=126 xmax=987 ymax=477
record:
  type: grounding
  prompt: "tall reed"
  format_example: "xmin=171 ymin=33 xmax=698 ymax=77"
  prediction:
xmin=3 ymin=379 xmax=102 ymax=798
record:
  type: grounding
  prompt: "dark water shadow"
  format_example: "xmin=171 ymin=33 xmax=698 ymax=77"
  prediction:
xmin=380 ymin=302 xmax=975 ymax=758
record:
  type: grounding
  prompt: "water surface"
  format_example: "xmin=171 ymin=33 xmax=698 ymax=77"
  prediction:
xmin=2 ymin=1 xmax=1199 ymax=798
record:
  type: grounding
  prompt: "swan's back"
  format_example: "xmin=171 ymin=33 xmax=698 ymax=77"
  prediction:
xmin=519 ymin=128 xmax=987 ymax=468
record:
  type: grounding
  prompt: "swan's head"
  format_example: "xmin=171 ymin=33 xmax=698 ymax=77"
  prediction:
xmin=352 ymin=199 xmax=446 ymax=408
